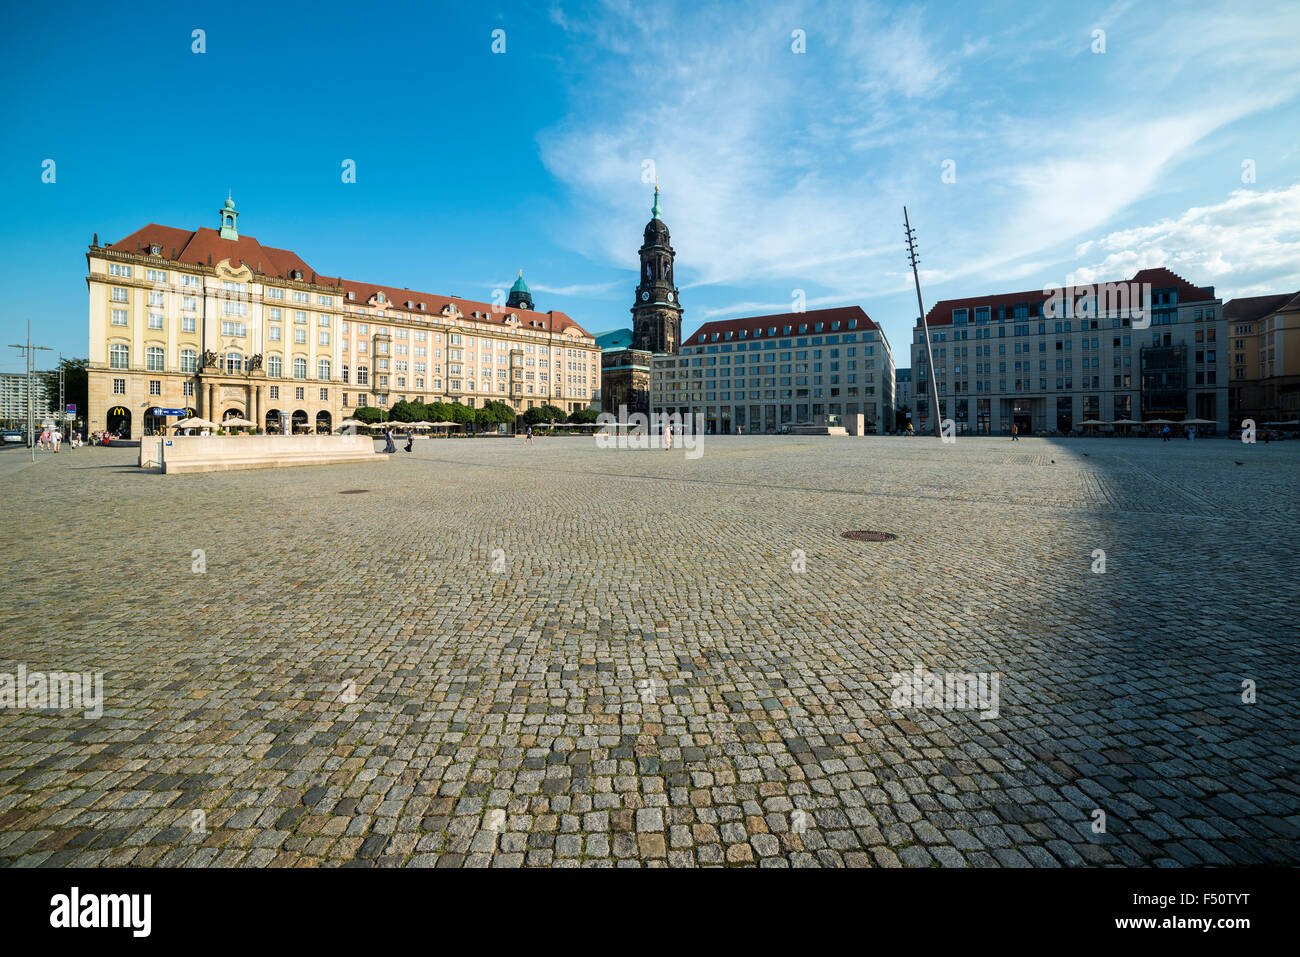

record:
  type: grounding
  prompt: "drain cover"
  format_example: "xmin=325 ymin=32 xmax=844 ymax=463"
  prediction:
xmin=842 ymin=530 xmax=897 ymax=542
xmin=338 ymin=489 xmax=370 ymax=495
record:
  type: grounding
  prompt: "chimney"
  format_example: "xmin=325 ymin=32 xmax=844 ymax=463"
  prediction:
xmin=208 ymin=253 xmax=212 ymax=265
xmin=92 ymin=232 xmax=98 ymax=246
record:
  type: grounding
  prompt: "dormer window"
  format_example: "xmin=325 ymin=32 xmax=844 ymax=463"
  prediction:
xmin=405 ymin=300 xmax=413 ymax=308
xmin=347 ymin=291 xmax=355 ymax=300
xmin=149 ymin=243 xmax=162 ymax=256
xmin=418 ymin=302 xmax=425 ymax=310
xmin=291 ymin=269 xmax=303 ymax=281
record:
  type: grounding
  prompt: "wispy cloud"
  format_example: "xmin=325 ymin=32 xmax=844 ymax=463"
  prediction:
xmin=539 ymin=0 xmax=1300 ymax=321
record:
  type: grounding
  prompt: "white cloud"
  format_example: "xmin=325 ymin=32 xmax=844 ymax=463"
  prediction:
xmin=1067 ymin=184 xmax=1300 ymax=298
xmin=539 ymin=0 xmax=1300 ymax=312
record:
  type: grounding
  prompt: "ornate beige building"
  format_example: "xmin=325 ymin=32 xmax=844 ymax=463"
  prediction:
xmin=86 ymin=197 xmax=600 ymax=437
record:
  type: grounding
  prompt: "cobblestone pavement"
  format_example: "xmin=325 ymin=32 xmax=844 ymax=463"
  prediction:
xmin=0 ymin=436 xmax=1296 ymax=867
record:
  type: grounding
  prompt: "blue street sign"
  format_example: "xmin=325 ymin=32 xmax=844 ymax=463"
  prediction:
xmin=152 ymin=408 xmax=187 ymax=415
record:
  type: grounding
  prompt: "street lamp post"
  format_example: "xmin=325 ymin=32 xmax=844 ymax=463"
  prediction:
xmin=8 ymin=320 xmax=53 ymax=461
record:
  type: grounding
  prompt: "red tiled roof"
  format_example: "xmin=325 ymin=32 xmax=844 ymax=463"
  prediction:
xmin=921 ymin=267 xmax=1216 ymax=326
xmin=105 ymin=224 xmax=591 ymax=339
xmin=1223 ymin=292 xmax=1300 ymax=321
xmin=687 ymin=305 xmax=880 ymax=345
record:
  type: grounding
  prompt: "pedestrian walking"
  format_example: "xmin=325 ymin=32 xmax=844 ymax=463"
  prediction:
xmin=384 ymin=428 xmax=397 ymax=453
xmin=1011 ymin=423 xmax=1019 ymax=441
xmin=404 ymin=433 xmax=413 ymax=453
xmin=52 ymin=429 xmax=62 ymax=452
xmin=664 ymin=423 xmax=673 ymax=451
xmin=525 ymin=426 xmax=533 ymax=445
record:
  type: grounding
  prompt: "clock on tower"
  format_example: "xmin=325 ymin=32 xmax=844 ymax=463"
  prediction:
xmin=631 ymin=185 xmax=682 ymax=355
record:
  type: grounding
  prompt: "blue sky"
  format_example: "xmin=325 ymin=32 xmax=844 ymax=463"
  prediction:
xmin=2 ymin=0 xmax=1299 ymax=373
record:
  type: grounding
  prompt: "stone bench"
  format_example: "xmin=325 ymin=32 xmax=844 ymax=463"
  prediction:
xmin=156 ymin=435 xmax=388 ymax=474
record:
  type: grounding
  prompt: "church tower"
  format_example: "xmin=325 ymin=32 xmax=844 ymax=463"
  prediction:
xmin=506 ymin=270 xmax=533 ymax=310
xmin=632 ymin=186 xmax=682 ymax=354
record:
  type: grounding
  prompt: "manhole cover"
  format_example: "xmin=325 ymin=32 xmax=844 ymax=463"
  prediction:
xmin=338 ymin=489 xmax=370 ymax=495
xmin=842 ymin=530 xmax=897 ymax=542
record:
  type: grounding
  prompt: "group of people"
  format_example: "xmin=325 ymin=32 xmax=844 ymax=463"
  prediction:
xmin=383 ymin=429 xmax=414 ymax=454
xmin=36 ymin=427 xmax=64 ymax=451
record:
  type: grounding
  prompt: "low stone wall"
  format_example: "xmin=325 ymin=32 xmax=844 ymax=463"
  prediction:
xmin=159 ymin=434 xmax=387 ymax=474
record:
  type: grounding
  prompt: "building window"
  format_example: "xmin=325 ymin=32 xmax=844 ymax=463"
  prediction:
xmin=182 ymin=315 xmax=196 ymax=333
xmin=180 ymin=349 xmax=198 ymax=373
xmin=294 ymin=328 xmax=307 ymax=344
xmin=111 ymin=309 xmax=128 ymax=326
xmin=318 ymin=359 xmax=331 ymax=380
xmin=110 ymin=344 xmax=129 ymax=369
xmin=320 ymin=388 xmax=328 ymax=401
xmin=149 ymin=380 xmax=161 ymax=396
xmin=342 ymin=364 xmax=350 ymax=383
xmin=109 ymin=264 xmax=131 ymax=277
xmin=357 ymin=366 xmax=369 ymax=385
xmin=112 ymin=377 xmax=125 ymax=394
xmin=112 ymin=287 xmax=128 ymax=302
xmin=270 ymin=385 xmax=279 ymax=399
xmin=295 ymin=387 xmax=305 ymax=400
xmin=293 ymin=357 xmax=307 ymax=379
xmin=268 ymin=354 xmax=282 ymax=377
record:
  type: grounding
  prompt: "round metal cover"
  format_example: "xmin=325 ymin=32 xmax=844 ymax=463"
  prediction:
xmin=842 ymin=530 xmax=896 ymax=542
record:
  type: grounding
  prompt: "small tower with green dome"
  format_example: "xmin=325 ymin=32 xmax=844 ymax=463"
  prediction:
xmin=506 ymin=269 xmax=534 ymax=310
xmin=219 ymin=192 xmax=239 ymax=240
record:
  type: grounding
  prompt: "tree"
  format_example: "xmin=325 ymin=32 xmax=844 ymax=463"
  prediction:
xmin=353 ymin=406 xmax=383 ymax=424
xmin=569 ymin=407 xmax=599 ymax=424
xmin=37 ymin=357 xmax=88 ymax=422
xmin=522 ymin=403 xmax=566 ymax=427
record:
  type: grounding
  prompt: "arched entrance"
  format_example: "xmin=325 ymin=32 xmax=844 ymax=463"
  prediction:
xmin=264 ymin=409 xmax=281 ymax=434
xmin=107 ymin=405 xmax=132 ymax=438
xmin=315 ymin=410 xmax=332 ymax=434
xmin=222 ymin=408 xmax=245 ymax=422
xmin=291 ymin=410 xmax=308 ymax=434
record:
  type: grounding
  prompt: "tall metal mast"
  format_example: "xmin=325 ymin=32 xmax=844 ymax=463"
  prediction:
xmin=905 ymin=208 xmax=942 ymax=437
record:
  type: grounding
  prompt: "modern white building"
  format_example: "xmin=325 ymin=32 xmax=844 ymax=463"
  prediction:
xmin=0 ymin=372 xmax=52 ymax=426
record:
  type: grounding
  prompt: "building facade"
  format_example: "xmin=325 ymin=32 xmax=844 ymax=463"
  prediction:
xmin=0 ymin=372 xmax=52 ymax=427
xmin=650 ymin=305 xmax=895 ymax=434
xmin=894 ymin=368 xmax=912 ymax=428
xmin=601 ymin=186 xmax=681 ymax=416
xmin=86 ymin=198 xmax=600 ymax=437
xmin=1225 ymin=292 xmax=1300 ymax=426
xmin=912 ymin=268 xmax=1227 ymax=434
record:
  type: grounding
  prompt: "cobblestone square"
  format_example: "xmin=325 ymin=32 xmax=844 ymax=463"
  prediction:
xmin=0 ymin=435 xmax=1296 ymax=867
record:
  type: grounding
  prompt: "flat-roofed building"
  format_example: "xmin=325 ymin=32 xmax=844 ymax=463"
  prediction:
xmin=0 ymin=372 xmax=52 ymax=427
xmin=651 ymin=305 xmax=895 ymax=434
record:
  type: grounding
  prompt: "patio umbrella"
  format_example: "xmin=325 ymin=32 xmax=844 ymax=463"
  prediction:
xmin=172 ymin=416 xmax=217 ymax=429
xmin=1181 ymin=418 xmax=1216 ymax=425
xmin=1110 ymin=418 xmax=1141 ymax=425
xmin=1079 ymin=420 xmax=1106 ymax=427
xmin=1143 ymin=418 xmax=1175 ymax=425
xmin=222 ymin=416 xmax=257 ymax=428
xmin=340 ymin=417 xmax=366 ymax=427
